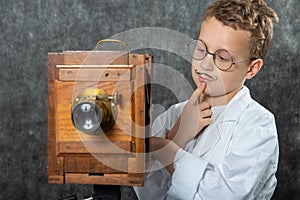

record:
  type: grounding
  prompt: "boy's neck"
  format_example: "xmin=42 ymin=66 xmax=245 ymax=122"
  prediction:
xmin=200 ymin=86 xmax=244 ymax=107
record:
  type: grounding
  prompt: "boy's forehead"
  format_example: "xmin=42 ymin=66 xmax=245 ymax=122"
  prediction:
xmin=198 ymin=17 xmax=251 ymax=54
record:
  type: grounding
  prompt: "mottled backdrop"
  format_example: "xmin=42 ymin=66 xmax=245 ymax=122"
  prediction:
xmin=0 ymin=0 xmax=299 ymax=199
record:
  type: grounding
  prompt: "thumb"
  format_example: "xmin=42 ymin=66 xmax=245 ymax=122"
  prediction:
xmin=190 ymin=83 xmax=206 ymax=103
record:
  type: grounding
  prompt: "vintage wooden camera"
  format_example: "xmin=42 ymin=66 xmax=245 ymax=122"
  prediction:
xmin=48 ymin=40 xmax=152 ymax=186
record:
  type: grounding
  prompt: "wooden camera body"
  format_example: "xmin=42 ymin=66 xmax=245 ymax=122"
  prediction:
xmin=48 ymin=46 xmax=152 ymax=186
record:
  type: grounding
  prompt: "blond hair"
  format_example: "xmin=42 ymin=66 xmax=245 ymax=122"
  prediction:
xmin=203 ymin=0 xmax=279 ymax=59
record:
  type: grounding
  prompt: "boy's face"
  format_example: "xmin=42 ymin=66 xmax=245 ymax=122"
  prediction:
xmin=192 ymin=17 xmax=253 ymax=102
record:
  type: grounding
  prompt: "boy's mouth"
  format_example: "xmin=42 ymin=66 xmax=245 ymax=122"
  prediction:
xmin=195 ymin=69 xmax=217 ymax=83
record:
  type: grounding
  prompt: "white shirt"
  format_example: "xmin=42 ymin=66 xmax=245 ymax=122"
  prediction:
xmin=134 ymin=86 xmax=279 ymax=200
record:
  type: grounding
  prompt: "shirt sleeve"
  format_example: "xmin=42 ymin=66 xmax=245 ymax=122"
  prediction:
xmin=167 ymin=113 xmax=278 ymax=200
xmin=152 ymin=101 xmax=187 ymax=138
xmin=167 ymin=148 xmax=210 ymax=199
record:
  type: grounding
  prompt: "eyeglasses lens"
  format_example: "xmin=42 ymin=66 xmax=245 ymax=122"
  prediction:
xmin=189 ymin=40 xmax=233 ymax=70
xmin=215 ymin=50 xmax=232 ymax=70
xmin=189 ymin=40 xmax=206 ymax=60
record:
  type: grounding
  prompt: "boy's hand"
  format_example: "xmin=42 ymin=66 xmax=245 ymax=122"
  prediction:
xmin=167 ymin=83 xmax=211 ymax=147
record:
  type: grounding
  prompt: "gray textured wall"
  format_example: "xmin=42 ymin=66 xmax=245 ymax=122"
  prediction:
xmin=0 ymin=0 xmax=299 ymax=199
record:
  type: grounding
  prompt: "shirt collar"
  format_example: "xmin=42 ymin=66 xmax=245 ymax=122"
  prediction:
xmin=222 ymin=86 xmax=252 ymax=121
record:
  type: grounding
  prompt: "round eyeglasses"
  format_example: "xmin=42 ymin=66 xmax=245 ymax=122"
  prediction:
xmin=188 ymin=39 xmax=256 ymax=71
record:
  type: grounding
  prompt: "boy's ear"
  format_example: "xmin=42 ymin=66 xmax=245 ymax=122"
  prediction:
xmin=246 ymin=59 xmax=264 ymax=80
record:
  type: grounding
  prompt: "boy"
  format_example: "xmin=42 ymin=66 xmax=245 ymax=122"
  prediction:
xmin=135 ymin=0 xmax=279 ymax=199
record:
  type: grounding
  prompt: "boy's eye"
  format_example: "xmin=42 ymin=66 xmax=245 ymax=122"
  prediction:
xmin=197 ymin=48 xmax=206 ymax=53
xmin=217 ymin=51 xmax=231 ymax=62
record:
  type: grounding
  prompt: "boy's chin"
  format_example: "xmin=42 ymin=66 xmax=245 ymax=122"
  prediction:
xmin=195 ymin=82 xmax=228 ymax=98
xmin=201 ymin=86 xmax=228 ymax=98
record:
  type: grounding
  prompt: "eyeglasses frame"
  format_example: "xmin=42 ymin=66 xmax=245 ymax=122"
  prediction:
xmin=189 ymin=39 xmax=257 ymax=71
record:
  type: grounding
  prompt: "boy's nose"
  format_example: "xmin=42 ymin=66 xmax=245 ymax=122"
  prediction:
xmin=198 ymin=55 xmax=215 ymax=71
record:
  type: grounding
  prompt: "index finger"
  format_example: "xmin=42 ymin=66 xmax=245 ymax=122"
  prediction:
xmin=190 ymin=83 xmax=206 ymax=104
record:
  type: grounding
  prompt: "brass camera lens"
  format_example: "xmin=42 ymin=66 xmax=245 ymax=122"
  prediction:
xmin=72 ymin=102 xmax=101 ymax=133
xmin=71 ymin=89 xmax=116 ymax=134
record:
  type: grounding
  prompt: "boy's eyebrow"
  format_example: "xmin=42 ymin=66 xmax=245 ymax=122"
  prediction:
xmin=198 ymin=38 xmax=238 ymax=58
